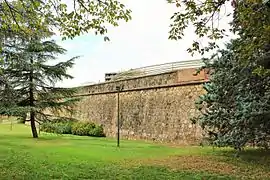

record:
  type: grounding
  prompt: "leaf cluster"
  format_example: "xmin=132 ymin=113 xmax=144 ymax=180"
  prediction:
xmin=194 ymin=40 xmax=270 ymax=150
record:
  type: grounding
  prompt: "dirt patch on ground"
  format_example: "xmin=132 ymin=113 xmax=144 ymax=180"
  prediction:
xmin=122 ymin=155 xmax=270 ymax=179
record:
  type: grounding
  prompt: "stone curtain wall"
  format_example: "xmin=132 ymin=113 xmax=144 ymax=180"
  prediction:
xmin=70 ymin=69 xmax=208 ymax=145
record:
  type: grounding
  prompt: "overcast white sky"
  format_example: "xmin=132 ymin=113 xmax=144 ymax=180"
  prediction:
xmin=55 ymin=0 xmax=233 ymax=87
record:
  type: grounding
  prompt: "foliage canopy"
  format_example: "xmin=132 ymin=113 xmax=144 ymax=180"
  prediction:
xmin=0 ymin=24 xmax=79 ymax=138
xmin=169 ymin=0 xmax=270 ymax=149
xmin=0 ymin=0 xmax=132 ymax=41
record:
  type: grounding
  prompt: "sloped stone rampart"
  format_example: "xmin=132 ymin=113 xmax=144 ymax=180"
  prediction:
xmin=68 ymin=69 xmax=208 ymax=144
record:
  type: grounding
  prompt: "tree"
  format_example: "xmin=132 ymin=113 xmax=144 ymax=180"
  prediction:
xmin=1 ymin=34 xmax=79 ymax=138
xmin=168 ymin=0 xmax=270 ymax=149
xmin=168 ymin=0 xmax=232 ymax=55
xmin=168 ymin=0 xmax=270 ymax=72
xmin=0 ymin=0 xmax=132 ymax=42
xmin=0 ymin=73 xmax=24 ymax=117
xmin=193 ymin=41 xmax=270 ymax=150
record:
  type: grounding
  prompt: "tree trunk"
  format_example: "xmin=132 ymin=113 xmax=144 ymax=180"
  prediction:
xmin=30 ymin=111 xmax=38 ymax=138
xmin=29 ymin=57 xmax=38 ymax=138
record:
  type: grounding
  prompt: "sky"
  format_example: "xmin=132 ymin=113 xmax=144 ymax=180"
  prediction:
xmin=55 ymin=0 xmax=233 ymax=88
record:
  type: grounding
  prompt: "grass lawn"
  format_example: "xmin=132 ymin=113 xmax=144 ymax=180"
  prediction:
xmin=0 ymin=124 xmax=270 ymax=180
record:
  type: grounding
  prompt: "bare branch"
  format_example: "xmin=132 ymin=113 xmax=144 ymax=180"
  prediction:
xmin=77 ymin=0 xmax=89 ymax=12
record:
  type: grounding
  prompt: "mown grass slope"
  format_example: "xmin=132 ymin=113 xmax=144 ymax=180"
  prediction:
xmin=0 ymin=124 xmax=269 ymax=180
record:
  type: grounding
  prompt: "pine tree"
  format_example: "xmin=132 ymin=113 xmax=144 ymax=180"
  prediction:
xmin=0 ymin=35 xmax=79 ymax=138
xmin=194 ymin=41 xmax=270 ymax=150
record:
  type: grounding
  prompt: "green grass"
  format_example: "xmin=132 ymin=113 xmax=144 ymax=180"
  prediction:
xmin=0 ymin=124 xmax=269 ymax=180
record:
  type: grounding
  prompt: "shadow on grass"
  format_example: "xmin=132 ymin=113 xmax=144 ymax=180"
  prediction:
xmin=214 ymin=148 xmax=270 ymax=165
xmin=0 ymin=159 xmax=236 ymax=180
xmin=128 ymin=166 xmax=235 ymax=180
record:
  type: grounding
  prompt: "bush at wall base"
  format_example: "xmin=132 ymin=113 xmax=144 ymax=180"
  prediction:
xmin=40 ymin=121 xmax=106 ymax=137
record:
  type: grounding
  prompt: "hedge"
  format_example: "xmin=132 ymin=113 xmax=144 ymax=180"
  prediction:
xmin=40 ymin=121 xmax=105 ymax=137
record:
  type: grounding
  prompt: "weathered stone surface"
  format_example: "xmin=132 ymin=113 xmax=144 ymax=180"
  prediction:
xmin=177 ymin=68 xmax=208 ymax=83
xmin=77 ymin=71 xmax=179 ymax=95
xmin=65 ymin=68 xmax=207 ymax=145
